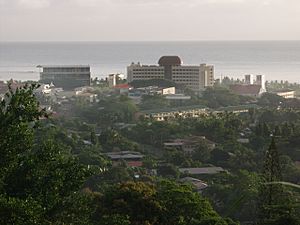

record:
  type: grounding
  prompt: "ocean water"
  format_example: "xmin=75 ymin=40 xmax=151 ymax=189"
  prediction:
xmin=0 ymin=41 xmax=299 ymax=83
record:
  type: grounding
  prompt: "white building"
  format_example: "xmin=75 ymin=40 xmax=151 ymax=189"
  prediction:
xmin=127 ymin=63 xmax=165 ymax=81
xmin=127 ymin=56 xmax=214 ymax=93
xmin=274 ymin=90 xmax=296 ymax=99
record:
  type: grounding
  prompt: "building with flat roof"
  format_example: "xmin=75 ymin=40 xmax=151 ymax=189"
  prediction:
xmin=127 ymin=56 xmax=214 ymax=93
xmin=104 ymin=151 xmax=144 ymax=167
xmin=38 ymin=65 xmax=91 ymax=90
xmin=179 ymin=167 xmax=225 ymax=175
xmin=164 ymin=136 xmax=216 ymax=155
xmin=272 ymin=89 xmax=296 ymax=99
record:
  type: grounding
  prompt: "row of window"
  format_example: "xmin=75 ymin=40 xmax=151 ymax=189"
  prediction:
xmin=132 ymin=76 xmax=164 ymax=79
xmin=132 ymin=72 xmax=164 ymax=75
xmin=131 ymin=69 xmax=164 ymax=72
xmin=173 ymin=69 xmax=200 ymax=72
xmin=43 ymin=68 xmax=90 ymax=73
xmin=173 ymin=79 xmax=199 ymax=82
xmin=41 ymin=74 xmax=90 ymax=79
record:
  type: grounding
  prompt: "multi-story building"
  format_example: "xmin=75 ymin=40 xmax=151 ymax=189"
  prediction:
xmin=127 ymin=63 xmax=165 ymax=81
xmin=38 ymin=65 xmax=91 ymax=90
xmin=127 ymin=56 xmax=214 ymax=93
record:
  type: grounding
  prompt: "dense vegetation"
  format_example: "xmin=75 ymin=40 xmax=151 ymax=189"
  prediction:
xmin=1 ymin=83 xmax=300 ymax=224
xmin=1 ymin=84 xmax=238 ymax=225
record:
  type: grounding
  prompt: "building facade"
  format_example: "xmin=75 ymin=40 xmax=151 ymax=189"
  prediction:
xmin=230 ymin=74 xmax=266 ymax=97
xmin=127 ymin=56 xmax=214 ymax=93
xmin=39 ymin=65 xmax=91 ymax=90
xmin=274 ymin=90 xmax=296 ymax=99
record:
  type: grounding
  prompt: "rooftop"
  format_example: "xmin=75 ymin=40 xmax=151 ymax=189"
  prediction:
xmin=230 ymin=84 xmax=262 ymax=95
xmin=113 ymin=84 xmax=132 ymax=89
xmin=272 ymin=89 xmax=295 ymax=93
xmin=164 ymin=136 xmax=216 ymax=146
xmin=158 ymin=56 xmax=182 ymax=66
xmin=105 ymin=151 xmax=144 ymax=160
xmin=213 ymin=104 xmax=259 ymax=112
xmin=180 ymin=177 xmax=208 ymax=190
xmin=179 ymin=167 xmax=225 ymax=175
xmin=37 ymin=65 xmax=90 ymax=68
xmin=141 ymin=105 xmax=208 ymax=114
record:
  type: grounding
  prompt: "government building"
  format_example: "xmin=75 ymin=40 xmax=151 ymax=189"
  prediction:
xmin=127 ymin=56 xmax=214 ymax=93
xmin=38 ymin=65 xmax=91 ymax=90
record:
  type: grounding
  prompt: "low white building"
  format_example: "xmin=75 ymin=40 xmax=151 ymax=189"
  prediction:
xmin=273 ymin=89 xmax=296 ymax=99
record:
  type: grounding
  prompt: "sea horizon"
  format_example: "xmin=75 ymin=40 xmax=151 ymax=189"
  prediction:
xmin=1 ymin=40 xmax=299 ymax=83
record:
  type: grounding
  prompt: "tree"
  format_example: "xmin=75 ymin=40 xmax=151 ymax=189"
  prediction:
xmin=94 ymin=181 xmax=163 ymax=225
xmin=257 ymin=137 xmax=290 ymax=225
xmin=157 ymin=164 xmax=180 ymax=178
xmin=156 ymin=180 xmax=237 ymax=225
xmin=140 ymin=94 xmax=170 ymax=110
xmin=93 ymin=180 xmax=237 ymax=225
xmin=192 ymin=140 xmax=212 ymax=162
xmin=0 ymin=83 xmax=46 ymax=189
xmin=202 ymin=87 xmax=241 ymax=108
xmin=0 ymin=84 xmax=93 ymax=224
xmin=258 ymin=93 xmax=284 ymax=108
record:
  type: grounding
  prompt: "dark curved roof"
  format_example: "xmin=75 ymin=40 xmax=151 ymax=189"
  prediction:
xmin=158 ymin=56 xmax=182 ymax=66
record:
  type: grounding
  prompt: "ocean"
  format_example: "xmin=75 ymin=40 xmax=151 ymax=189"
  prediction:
xmin=0 ymin=41 xmax=299 ymax=83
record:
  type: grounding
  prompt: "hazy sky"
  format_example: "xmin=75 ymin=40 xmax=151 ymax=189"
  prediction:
xmin=0 ymin=0 xmax=300 ymax=41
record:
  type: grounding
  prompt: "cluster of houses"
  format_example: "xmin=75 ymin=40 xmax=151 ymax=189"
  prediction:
xmin=102 ymin=135 xmax=223 ymax=191
xmin=103 ymin=148 xmax=226 ymax=192
xmin=164 ymin=136 xmax=216 ymax=155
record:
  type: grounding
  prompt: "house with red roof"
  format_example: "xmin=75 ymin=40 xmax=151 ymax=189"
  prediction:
xmin=229 ymin=74 xmax=266 ymax=97
xmin=230 ymin=84 xmax=265 ymax=97
xmin=113 ymin=83 xmax=132 ymax=95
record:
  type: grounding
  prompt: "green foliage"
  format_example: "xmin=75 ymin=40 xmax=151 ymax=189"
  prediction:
xmin=202 ymin=87 xmax=249 ymax=109
xmin=93 ymin=180 xmax=234 ymax=225
xmin=156 ymin=180 xmax=232 ymax=225
xmin=140 ymin=94 xmax=170 ymax=110
xmin=0 ymin=84 xmax=94 ymax=224
xmin=157 ymin=163 xmax=180 ymax=178
xmin=2 ymin=82 xmax=299 ymax=225
xmin=258 ymin=93 xmax=284 ymax=108
xmin=204 ymin=171 xmax=260 ymax=223
xmin=257 ymin=138 xmax=298 ymax=225
xmin=99 ymin=214 xmax=131 ymax=225
xmin=73 ymin=95 xmax=138 ymax=126
xmin=95 ymin=181 xmax=162 ymax=225
xmin=100 ymin=129 xmax=139 ymax=152
xmin=192 ymin=139 xmax=213 ymax=162
xmin=0 ymin=195 xmax=44 ymax=225
xmin=49 ymin=192 xmax=95 ymax=225
xmin=0 ymin=83 xmax=47 ymax=187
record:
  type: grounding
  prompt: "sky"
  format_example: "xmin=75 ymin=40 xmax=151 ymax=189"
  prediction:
xmin=0 ymin=0 xmax=300 ymax=41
